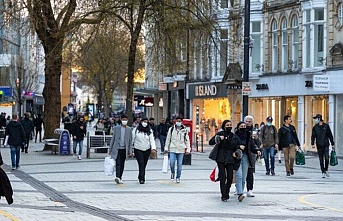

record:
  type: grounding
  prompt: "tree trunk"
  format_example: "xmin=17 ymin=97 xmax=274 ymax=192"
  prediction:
xmin=126 ymin=40 xmax=137 ymax=124
xmin=42 ymin=43 xmax=63 ymax=140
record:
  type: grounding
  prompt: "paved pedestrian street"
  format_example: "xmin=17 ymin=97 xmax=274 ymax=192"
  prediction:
xmin=0 ymin=128 xmax=342 ymax=221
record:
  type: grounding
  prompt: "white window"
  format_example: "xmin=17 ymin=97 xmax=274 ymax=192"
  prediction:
xmin=304 ymin=10 xmax=311 ymax=68
xmin=220 ymin=29 xmax=228 ymax=76
xmin=250 ymin=21 xmax=262 ymax=73
xmin=281 ymin=18 xmax=288 ymax=71
xmin=271 ymin=20 xmax=278 ymax=72
xmin=314 ymin=9 xmax=325 ymax=67
xmin=338 ymin=3 xmax=343 ymax=24
xmin=291 ymin=16 xmax=299 ymax=70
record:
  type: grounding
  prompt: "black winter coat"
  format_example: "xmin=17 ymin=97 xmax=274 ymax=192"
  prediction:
xmin=5 ymin=121 xmax=26 ymax=147
xmin=311 ymin=123 xmax=334 ymax=148
xmin=71 ymin=121 xmax=87 ymax=141
xmin=236 ymin=130 xmax=261 ymax=169
xmin=278 ymin=124 xmax=300 ymax=148
xmin=0 ymin=167 xmax=13 ymax=205
xmin=0 ymin=151 xmax=3 ymax=166
xmin=214 ymin=131 xmax=240 ymax=166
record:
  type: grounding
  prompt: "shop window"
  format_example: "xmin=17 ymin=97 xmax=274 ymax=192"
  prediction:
xmin=338 ymin=3 xmax=343 ymax=24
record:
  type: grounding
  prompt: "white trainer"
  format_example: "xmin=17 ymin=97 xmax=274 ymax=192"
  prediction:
xmin=247 ymin=190 xmax=255 ymax=197
xmin=326 ymin=171 xmax=330 ymax=177
xmin=78 ymin=155 xmax=82 ymax=160
xmin=114 ymin=177 xmax=120 ymax=184
xmin=176 ymin=178 xmax=180 ymax=183
xmin=322 ymin=173 xmax=326 ymax=178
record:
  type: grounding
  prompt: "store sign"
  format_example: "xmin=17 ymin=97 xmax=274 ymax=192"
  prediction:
xmin=195 ymin=85 xmax=217 ymax=96
xmin=313 ymin=75 xmax=329 ymax=91
xmin=139 ymin=97 xmax=154 ymax=107
xmin=188 ymin=83 xmax=227 ymax=99
xmin=242 ymin=82 xmax=252 ymax=95
xmin=163 ymin=76 xmax=174 ymax=83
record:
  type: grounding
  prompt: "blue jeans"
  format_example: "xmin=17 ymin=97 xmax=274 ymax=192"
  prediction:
xmin=235 ymin=153 xmax=249 ymax=195
xmin=73 ymin=140 xmax=83 ymax=155
xmin=263 ymin=147 xmax=275 ymax=172
xmin=159 ymin=135 xmax=167 ymax=152
xmin=169 ymin=152 xmax=184 ymax=179
xmin=10 ymin=146 xmax=21 ymax=168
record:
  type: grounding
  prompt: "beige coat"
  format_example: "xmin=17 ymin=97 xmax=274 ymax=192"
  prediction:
xmin=165 ymin=125 xmax=191 ymax=153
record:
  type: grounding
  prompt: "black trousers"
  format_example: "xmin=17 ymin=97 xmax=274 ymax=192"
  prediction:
xmin=35 ymin=128 xmax=42 ymax=142
xmin=134 ymin=148 xmax=151 ymax=182
xmin=116 ymin=149 xmax=126 ymax=179
xmin=246 ymin=168 xmax=254 ymax=191
xmin=22 ymin=134 xmax=30 ymax=152
xmin=318 ymin=147 xmax=329 ymax=173
xmin=217 ymin=162 xmax=234 ymax=199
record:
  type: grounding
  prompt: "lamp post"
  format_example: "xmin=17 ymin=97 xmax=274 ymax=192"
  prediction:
xmin=242 ymin=0 xmax=251 ymax=118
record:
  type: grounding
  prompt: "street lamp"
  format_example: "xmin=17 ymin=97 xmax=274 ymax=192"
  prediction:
xmin=243 ymin=0 xmax=251 ymax=118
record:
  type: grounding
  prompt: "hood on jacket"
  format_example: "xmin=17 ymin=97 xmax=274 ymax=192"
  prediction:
xmin=7 ymin=121 xmax=22 ymax=128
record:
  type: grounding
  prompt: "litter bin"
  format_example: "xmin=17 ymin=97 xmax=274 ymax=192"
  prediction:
xmin=95 ymin=130 xmax=108 ymax=153
xmin=182 ymin=119 xmax=193 ymax=165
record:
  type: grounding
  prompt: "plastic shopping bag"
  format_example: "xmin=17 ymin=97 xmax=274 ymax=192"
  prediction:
xmin=330 ymin=150 xmax=338 ymax=166
xmin=209 ymin=166 xmax=219 ymax=182
xmin=4 ymin=135 xmax=8 ymax=146
xmin=104 ymin=156 xmax=115 ymax=176
xmin=257 ymin=156 xmax=265 ymax=166
xmin=162 ymin=155 xmax=169 ymax=173
xmin=296 ymin=149 xmax=305 ymax=165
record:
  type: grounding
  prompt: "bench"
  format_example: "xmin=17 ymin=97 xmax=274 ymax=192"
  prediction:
xmin=44 ymin=129 xmax=70 ymax=155
xmin=86 ymin=131 xmax=112 ymax=158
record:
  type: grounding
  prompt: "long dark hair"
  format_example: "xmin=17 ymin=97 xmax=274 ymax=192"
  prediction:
xmin=137 ymin=123 xmax=152 ymax=135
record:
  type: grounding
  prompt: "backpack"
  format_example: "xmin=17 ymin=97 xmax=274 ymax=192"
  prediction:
xmin=168 ymin=125 xmax=188 ymax=144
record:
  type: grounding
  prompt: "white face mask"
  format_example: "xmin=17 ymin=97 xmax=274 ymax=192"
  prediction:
xmin=121 ymin=120 xmax=128 ymax=125
xmin=176 ymin=122 xmax=182 ymax=127
xmin=142 ymin=122 xmax=148 ymax=127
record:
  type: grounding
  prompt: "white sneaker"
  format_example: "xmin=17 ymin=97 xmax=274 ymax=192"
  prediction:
xmin=247 ymin=190 xmax=255 ymax=197
xmin=78 ymin=155 xmax=82 ymax=160
xmin=114 ymin=177 xmax=120 ymax=184
xmin=176 ymin=178 xmax=180 ymax=183
xmin=326 ymin=171 xmax=330 ymax=177
xmin=119 ymin=179 xmax=124 ymax=184
xmin=73 ymin=154 xmax=76 ymax=159
xmin=322 ymin=173 xmax=326 ymax=178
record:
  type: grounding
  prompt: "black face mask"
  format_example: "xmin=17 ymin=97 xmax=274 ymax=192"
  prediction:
xmin=246 ymin=125 xmax=253 ymax=130
xmin=239 ymin=128 xmax=247 ymax=133
xmin=225 ymin=127 xmax=232 ymax=132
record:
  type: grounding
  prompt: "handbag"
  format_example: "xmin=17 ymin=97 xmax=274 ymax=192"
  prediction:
xmin=209 ymin=135 xmax=216 ymax=145
xmin=208 ymin=144 xmax=219 ymax=161
xmin=296 ymin=149 xmax=305 ymax=165
xmin=330 ymin=150 xmax=338 ymax=166
xmin=209 ymin=166 xmax=219 ymax=182
xmin=162 ymin=155 xmax=169 ymax=173
xmin=104 ymin=156 xmax=115 ymax=176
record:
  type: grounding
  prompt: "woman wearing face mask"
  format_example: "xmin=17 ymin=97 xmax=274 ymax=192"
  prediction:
xmin=108 ymin=115 xmax=133 ymax=184
xmin=132 ymin=117 xmax=157 ymax=184
xmin=214 ymin=120 xmax=241 ymax=202
xmin=164 ymin=116 xmax=191 ymax=183
xmin=235 ymin=121 xmax=261 ymax=201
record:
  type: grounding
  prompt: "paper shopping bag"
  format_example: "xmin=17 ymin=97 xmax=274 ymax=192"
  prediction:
xmin=162 ymin=155 xmax=169 ymax=173
xmin=104 ymin=156 xmax=115 ymax=176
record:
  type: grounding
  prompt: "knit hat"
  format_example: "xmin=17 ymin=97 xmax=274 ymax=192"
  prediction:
xmin=236 ymin=121 xmax=245 ymax=129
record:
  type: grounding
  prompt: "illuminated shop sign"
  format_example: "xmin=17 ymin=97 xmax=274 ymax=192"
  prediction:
xmin=188 ymin=83 xmax=227 ymax=99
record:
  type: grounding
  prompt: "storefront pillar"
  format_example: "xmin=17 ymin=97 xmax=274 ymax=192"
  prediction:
xmin=298 ymin=96 xmax=305 ymax=149
xmin=329 ymin=95 xmax=335 ymax=139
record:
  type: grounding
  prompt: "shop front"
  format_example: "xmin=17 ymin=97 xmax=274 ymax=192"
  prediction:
xmin=187 ymin=82 xmax=230 ymax=142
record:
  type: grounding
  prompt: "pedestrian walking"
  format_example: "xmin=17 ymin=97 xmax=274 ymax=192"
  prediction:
xmin=243 ymin=115 xmax=261 ymax=197
xmin=311 ymin=114 xmax=335 ymax=178
xmin=235 ymin=118 xmax=261 ymax=201
xmin=20 ymin=113 xmax=34 ymax=153
xmin=260 ymin=116 xmax=279 ymax=176
xmin=214 ymin=120 xmax=241 ymax=201
xmin=157 ymin=118 xmax=169 ymax=154
xmin=71 ymin=116 xmax=87 ymax=160
xmin=132 ymin=117 xmax=157 ymax=184
xmin=108 ymin=115 xmax=133 ymax=184
xmin=278 ymin=115 xmax=300 ymax=176
xmin=34 ymin=114 xmax=44 ymax=143
xmin=5 ymin=114 xmax=26 ymax=170
xmin=164 ymin=116 xmax=191 ymax=183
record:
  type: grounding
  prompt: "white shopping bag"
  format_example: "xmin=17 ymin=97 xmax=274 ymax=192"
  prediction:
xmin=162 ymin=155 xmax=169 ymax=173
xmin=4 ymin=135 xmax=8 ymax=146
xmin=104 ymin=156 xmax=115 ymax=176
xmin=257 ymin=156 xmax=265 ymax=166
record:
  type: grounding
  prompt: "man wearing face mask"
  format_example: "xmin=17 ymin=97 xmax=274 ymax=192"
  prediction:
xmin=311 ymin=114 xmax=334 ymax=178
xmin=109 ymin=115 xmax=133 ymax=184
xmin=164 ymin=116 xmax=190 ymax=183
xmin=260 ymin=116 xmax=278 ymax=176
